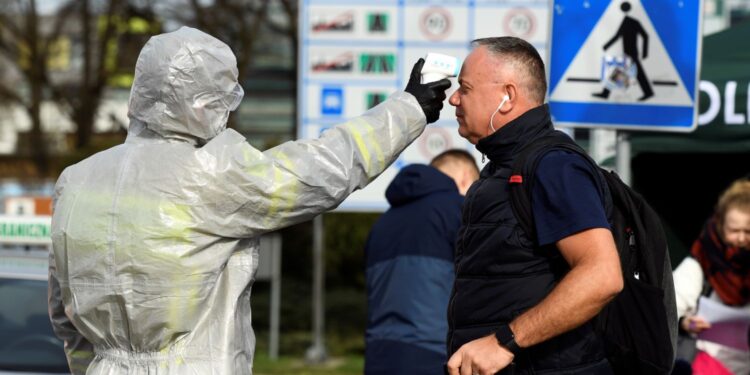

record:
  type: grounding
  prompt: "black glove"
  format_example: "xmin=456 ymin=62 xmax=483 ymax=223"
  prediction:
xmin=404 ymin=58 xmax=452 ymax=124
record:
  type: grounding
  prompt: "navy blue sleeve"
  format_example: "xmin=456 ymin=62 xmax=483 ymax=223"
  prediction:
xmin=531 ymin=150 xmax=610 ymax=246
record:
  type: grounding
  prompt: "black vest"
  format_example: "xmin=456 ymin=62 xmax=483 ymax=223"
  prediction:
xmin=447 ymin=105 xmax=610 ymax=373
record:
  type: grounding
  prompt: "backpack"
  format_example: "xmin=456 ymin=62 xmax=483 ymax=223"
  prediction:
xmin=508 ymin=131 xmax=677 ymax=375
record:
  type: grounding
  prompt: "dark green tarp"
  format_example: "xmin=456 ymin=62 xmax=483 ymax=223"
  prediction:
xmin=629 ymin=21 xmax=750 ymax=262
xmin=632 ymin=20 xmax=750 ymax=153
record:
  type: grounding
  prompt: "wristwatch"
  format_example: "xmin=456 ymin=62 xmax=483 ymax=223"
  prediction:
xmin=495 ymin=324 xmax=522 ymax=356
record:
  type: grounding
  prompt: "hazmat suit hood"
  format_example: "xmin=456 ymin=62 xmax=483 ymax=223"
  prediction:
xmin=127 ymin=26 xmax=244 ymax=143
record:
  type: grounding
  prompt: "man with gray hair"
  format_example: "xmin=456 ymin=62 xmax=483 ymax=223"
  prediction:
xmin=445 ymin=37 xmax=623 ymax=374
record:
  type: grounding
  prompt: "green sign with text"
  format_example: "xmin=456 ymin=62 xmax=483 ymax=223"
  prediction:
xmin=0 ymin=215 xmax=52 ymax=244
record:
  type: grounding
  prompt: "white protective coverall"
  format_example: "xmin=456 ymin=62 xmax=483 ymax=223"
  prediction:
xmin=48 ymin=27 xmax=427 ymax=374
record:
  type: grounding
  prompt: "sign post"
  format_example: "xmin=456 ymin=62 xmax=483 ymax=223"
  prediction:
xmin=548 ymin=0 xmax=703 ymax=183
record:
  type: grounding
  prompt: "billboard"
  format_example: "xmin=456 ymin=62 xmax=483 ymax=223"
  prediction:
xmin=299 ymin=0 xmax=551 ymax=211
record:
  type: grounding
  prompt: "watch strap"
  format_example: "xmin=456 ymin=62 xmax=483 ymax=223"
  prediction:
xmin=495 ymin=324 xmax=522 ymax=356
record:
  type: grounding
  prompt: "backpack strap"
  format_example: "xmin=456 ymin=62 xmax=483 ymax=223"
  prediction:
xmin=509 ymin=131 xmax=602 ymax=241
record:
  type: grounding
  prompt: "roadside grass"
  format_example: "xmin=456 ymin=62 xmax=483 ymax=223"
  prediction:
xmin=253 ymin=352 xmax=363 ymax=375
xmin=252 ymin=331 xmax=364 ymax=375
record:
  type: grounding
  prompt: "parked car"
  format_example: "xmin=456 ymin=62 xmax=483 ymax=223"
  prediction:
xmin=0 ymin=247 xmax=69 ymax=374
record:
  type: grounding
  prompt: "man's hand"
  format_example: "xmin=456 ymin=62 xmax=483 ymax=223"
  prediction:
xmin=446 ymin=334 xmax=513 ymax=375
xmin=404 ymin=58 xmax=452 ymax=124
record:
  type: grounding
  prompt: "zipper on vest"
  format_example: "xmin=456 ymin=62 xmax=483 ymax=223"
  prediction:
xmin=448 ymin=176 xmax=486 ymax=355
xmin=457 ymin=177 xmax=484 ymax=272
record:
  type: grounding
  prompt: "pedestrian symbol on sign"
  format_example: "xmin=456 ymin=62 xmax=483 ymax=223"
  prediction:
xmin=591 ymin=2 xmax=653 ymax=102
xmin=547 ymin=0 xmax=701 ymax=131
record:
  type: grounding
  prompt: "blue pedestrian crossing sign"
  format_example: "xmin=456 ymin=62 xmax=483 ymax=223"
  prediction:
xmin=548 ymin=0 xmax=703 ymax=132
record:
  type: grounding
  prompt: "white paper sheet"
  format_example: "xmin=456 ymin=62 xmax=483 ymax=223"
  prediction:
xmin=696 ymin=296 xmax=750 ymax=351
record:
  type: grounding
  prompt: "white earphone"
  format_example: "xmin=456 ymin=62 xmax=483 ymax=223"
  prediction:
xmin=489 ymin=94 xmax=510 ymax=132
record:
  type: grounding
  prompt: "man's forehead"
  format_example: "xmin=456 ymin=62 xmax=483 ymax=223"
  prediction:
xmin=460 ymin=48 xmax=504 ymax=82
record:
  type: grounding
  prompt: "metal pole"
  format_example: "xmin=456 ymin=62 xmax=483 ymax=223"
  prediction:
xmin=306 ymin=215 xmax=327 ymax=363
xmin=269 ymin=233 xmax=282 ymax=360
xmin=590 ymin=129 xmax=607 ymax=164
xmin=615 ymin=131 xmax=632 ymax=186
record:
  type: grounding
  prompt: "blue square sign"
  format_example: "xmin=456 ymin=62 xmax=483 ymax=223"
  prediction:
xmin=548 ymin=0 xmax=702 ymax=132
xmin=321 ymin=87 xmax=344 ymax=116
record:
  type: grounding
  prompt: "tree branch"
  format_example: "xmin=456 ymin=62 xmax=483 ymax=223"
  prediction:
xmin=0 ymin=83 xmax=27 ymax=107
xmin=188 ymin=0 xmax=210 ymax=32
xmin=94 ymin=0 xmax=122 ymax=92
xmin=235 ymin=0 xmax=269 ymax=78
xmin=41 ymin=1 xmax=77 ymax=54
xmin=0 ymin=11 xmax=28 ymax=45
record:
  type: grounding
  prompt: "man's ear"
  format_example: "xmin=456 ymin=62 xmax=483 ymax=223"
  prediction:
xmin=500 ymin=84 xmax=518 ymax=113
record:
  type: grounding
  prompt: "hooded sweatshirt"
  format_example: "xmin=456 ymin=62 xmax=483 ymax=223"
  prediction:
xmin=364 ymin=164 xmax=463 ymax=375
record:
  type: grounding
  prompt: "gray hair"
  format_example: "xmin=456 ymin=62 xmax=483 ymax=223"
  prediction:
xmin=471 ymin=37 xmax=547 ymax=104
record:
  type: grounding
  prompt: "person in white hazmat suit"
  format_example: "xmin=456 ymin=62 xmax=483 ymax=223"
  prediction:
xmin=48 ymin=26 xmax=451 ymax=374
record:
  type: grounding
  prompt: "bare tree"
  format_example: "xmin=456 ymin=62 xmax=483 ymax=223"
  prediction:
xmin=0 ymin=0 xmax=76 ymax=175
xmin=0 ymin=0 xmax=145 ymax=176
xmin=0 ymin=0 xmax=298 ymax=178
xmin=48 ymin=0 xmax=128 ymax=150
xmin=0 ymin=0 xmax=159 ymax=178
xmin=184 ymin=0 xmax=269 ymax=82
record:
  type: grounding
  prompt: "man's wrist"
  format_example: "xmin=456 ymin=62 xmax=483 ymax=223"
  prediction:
xmin=495 ymin=324 xmax=522 ymax=357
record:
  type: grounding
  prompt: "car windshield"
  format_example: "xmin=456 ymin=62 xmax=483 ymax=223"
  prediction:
xmin=0 ymin=278 xmax=69 ymax=373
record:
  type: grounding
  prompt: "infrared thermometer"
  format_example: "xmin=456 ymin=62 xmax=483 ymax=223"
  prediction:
xmin=421 ymin=52 xmax=460 ymax=83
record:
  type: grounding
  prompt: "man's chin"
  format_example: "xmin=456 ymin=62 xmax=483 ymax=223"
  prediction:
xmin=457 ymin=128 xmax=478 ymax=145
xmin=457 ymin=127 xmax=468 ymax=139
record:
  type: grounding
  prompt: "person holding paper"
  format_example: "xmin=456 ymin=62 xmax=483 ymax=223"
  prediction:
xmin=673 ymin=178 xmax=750 ymax=374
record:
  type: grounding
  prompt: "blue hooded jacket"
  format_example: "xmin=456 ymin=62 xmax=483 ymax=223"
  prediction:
xmin=364 ymin=164 xmax=464 ymax=375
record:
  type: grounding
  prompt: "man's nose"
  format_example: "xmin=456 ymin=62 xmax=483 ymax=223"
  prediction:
xmin=449 ymin=91 xmax=459 ymax=106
